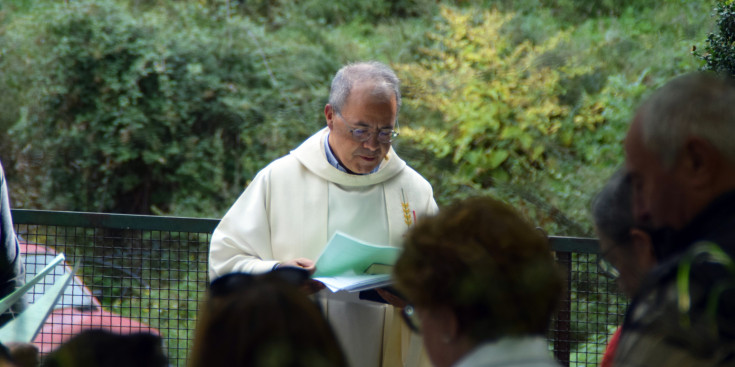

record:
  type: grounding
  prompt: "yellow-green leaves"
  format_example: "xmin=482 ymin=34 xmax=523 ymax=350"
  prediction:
xmin=396 ymin=5 xmax=602 ymax=187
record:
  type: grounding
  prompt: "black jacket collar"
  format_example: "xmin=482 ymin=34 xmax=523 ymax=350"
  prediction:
xmin=652 ymin=190 xmax=735 ymax=261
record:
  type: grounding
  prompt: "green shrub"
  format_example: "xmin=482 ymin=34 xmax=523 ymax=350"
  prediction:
xmin=394 ymin=6 xmax=604 ymax=233
xmin=3 ymin=0 xmax=337 ymax=215
xmin=543 ymin=0 xmax=656 ymax=19
xmin=229 ymin=0 xmax=437 ymax=27
xmin=697 ymin=1 xmax=735 ymax=75
xmin=457 ymin=0 xmax=658 ymax=23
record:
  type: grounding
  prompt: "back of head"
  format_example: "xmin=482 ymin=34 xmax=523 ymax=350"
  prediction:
xmin=189 ymin=273 xmax=347 ymax=367
xmin=41 ymin=330 xmax=167 ymax=367
xmin=328 ymin=61 xmax=401 ymax=115
xmin=0 ymin=343 xmax=16 ymax=367
xmin=592 ymin=169 xmax=635 ymax=246
xmin=637 ymin=72 xmax=735 ymax=168
xmin=394 ymin=196 xmax=563 ymax=342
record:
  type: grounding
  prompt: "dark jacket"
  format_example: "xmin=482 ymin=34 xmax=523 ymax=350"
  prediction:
xmin=614 ymin=191 xmax=735 ymax=366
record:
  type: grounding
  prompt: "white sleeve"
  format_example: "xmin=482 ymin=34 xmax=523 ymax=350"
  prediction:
xmin=208 ymin=168 xmax=279 ymax=279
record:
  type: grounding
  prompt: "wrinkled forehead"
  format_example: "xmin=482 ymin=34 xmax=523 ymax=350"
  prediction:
xmin=341 ymin=83 xmax=397 ymax=124
xmin=350 ymin=80 xmax=396 ymax=104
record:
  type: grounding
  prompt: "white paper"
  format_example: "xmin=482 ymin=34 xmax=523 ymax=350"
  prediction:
xmin=313 ymin=231 xmax=398 ymax=292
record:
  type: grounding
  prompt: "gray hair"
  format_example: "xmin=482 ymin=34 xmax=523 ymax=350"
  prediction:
xmin=328 ymin=61 xmax=402 ymax=117
xmin=591 ymin=169 xmax=634 ymax=247
xmin=637 ymin=72 xmax=735 ymax=168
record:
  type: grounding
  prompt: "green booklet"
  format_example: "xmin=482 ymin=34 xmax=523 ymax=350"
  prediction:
xmin=313 ymin=231 xmax=399 ymax=293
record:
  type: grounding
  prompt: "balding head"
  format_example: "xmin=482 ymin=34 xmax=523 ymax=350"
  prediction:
xmin=625 ymin=72 xmax=735 ymax=230
xmin=328 ymin=61 xmax=401 ymax=118
xmin=636 ymin=72 xmax=735 ymax=168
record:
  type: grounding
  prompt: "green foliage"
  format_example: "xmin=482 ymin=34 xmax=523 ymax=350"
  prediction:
xmin=395 ymin=6 xmax=603 ymax=233
xmin=394 ymin=1 xmax=710 ymax=235
xmin=463 ymin=0 xmax=658 ymax=23
xmin=2 ymin=0 xmax=337 ymax=214
xmin=538 ymin=0 xmax=657 ymax=21
xmin=697 ymin=1 xmax=735 ymax=75
xmin=227 ymin=0 xmax=437 ymax=26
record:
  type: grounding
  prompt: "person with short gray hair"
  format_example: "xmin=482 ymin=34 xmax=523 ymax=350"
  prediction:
xmin=329 ymin=61 xmax=402 ymax=116
xmin=616 ymin=71 xmax=735 ymax=366
xmin=635 ymin=73 xmax=735 ymax=169
xmin=210 ymin=61 xmax=437 ymax=367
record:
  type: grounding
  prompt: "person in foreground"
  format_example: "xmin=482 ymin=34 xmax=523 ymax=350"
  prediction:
xmin=393 ymin=196 xmax=563 ymax=367
xmin=614 ymin=72 xmax=735 ymax=366
xmin=209 ymin=61 xmax=437 ymax=367
xmin=189 ymin=268 xmax=347 ymax=367
xmin=0 ymin=161 xmax=26 ymax=326
xmin=40 ymin=329 xmax=167 ymax=367
xmin=590 ymin=169 xmax=656 ymax=367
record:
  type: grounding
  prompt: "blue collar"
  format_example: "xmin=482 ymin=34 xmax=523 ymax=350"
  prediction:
xmin=324 ymin=132 xmax=379 ymax=175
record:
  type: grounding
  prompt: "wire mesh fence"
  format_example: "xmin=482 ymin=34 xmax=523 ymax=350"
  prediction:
xmin=11 ymin=209 xmax=626 ymax=367
xmin=12 ymin=210 xmax=214 ymax=365
xmin=552 ymin=244 xmax=629 ymax=366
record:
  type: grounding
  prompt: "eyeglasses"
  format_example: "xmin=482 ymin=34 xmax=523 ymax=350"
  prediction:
xmin=597 ymin=249 xmax=620 ymax=279
xmin=401 ymin=304 xmax=422 ymax=333
xmin=336 ymin=112 xmax=399 ymax=144
xmin=209 ymin=267 xmax=310 ymax=297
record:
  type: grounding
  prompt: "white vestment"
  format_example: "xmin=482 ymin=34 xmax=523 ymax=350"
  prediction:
xmin=209 ymin=127 xmax=438 ymax=367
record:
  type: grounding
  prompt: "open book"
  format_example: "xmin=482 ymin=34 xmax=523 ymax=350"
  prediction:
xmin=313 ymin=231 xmax=399 ymax=293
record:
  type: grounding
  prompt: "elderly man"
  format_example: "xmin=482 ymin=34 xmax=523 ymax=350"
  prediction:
xmin=209 ymin=61 xmax=437 ymax=367
xmin=615 ymin=72 xmax=735 ymax=366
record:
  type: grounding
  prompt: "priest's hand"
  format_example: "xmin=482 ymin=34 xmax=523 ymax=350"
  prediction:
xmin=279 ymin=257 xmax=316 ymax=274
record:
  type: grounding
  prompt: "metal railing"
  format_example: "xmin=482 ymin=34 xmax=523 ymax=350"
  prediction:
xmin=10 ymin=209 xmax=625 ymax=366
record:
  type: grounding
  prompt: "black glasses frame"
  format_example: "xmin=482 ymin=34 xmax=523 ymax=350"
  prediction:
xmin=401 ymin=304 xmax=421 ymax=333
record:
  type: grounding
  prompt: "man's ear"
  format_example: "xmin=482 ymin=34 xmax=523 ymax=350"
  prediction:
xmin=325 ymin=104 xmax=335 ymax=130
xmin=630 ymin=228 xmax=656 ymax=270
xmin=681 ymin=137 xmax=718 ymax=189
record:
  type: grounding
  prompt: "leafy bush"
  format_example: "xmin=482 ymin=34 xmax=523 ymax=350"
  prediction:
xmin=394 ymin=6 xmax=604 ymax=233
xmin=537 ymin=0 xmax=657 ymax=23
xmin=3 ymin=0 xmax=337 ymax=214
xmin=697 ymin=1 xmax=735 ymax=75
xmin=229 ymin=0 xmax=437 ymax=27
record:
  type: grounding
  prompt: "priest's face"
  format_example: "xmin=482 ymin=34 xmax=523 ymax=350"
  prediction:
xmin=325 ymin=81 xmax=397 ymax=174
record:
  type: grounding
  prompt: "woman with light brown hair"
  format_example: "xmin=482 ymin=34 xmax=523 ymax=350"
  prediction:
xmin=393 ymin=197 xmax=563 ymax=367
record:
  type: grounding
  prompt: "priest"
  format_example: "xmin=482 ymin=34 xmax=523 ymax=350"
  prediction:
xmin=209 ymin=61 xmax=438 ymax=367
